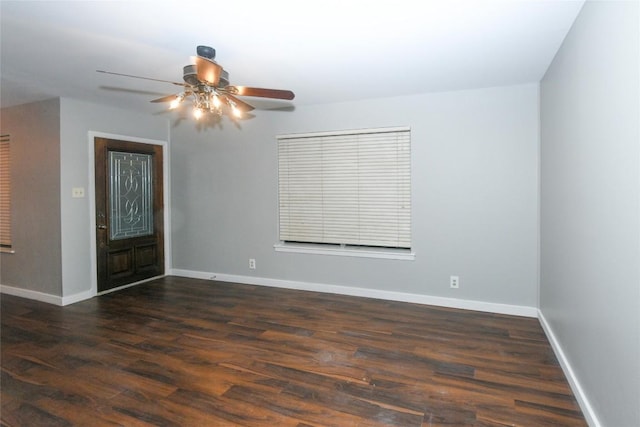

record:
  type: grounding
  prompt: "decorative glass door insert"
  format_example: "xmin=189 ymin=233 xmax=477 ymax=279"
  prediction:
xmin=109 ymin=151 xmax=153 ymax=240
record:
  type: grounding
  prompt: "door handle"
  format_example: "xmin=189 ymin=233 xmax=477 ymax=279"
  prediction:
xmin=97 ymin=225 xmax=107 ymax=230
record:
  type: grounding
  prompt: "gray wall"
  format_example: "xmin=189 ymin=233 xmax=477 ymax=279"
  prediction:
xmin=0 ymin=97 xmax=170 ymax=300
xmin=171 ymin=83 xmax=539 ymax=308
xmin=0 ymin=99 xmax=62 ymax=295
xmin=540 ymin=1 xmax=639 ymax=426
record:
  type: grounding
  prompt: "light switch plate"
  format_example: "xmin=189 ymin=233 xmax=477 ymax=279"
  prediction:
xmin=72 ymin=187 xmax=85 ymax=198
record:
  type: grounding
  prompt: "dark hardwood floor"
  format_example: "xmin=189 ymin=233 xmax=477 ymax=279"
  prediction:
xmin=1 ymin=276 xmax=586 ymax=426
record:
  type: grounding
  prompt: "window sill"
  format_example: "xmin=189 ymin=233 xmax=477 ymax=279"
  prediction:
xmin=0 ymin=247 xmax=15 ymax=254
xmin=274 ymin=242 xmax=415 ymax=261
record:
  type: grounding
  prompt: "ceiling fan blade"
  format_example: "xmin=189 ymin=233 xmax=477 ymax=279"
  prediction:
xmin=149 ymin=90 xmax=193 ymax=102
xmin=231 ymin=86 xmax=295 ymax=100
xmin=195 ymin=57 xmax=222 ymax=86
xmin=97 ymin=70 xmax=186 ymax=87
xmin=150 ymin=94 xmax=180 ymax=103
xmin=225 ymin=94 xmax=255 ymax=112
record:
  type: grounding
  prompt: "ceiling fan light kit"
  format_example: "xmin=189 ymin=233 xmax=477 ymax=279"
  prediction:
xmin=98 ymin=45 xmax=294 ymax=120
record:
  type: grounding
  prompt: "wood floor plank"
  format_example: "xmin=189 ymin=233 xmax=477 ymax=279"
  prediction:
xmin=1 ymin=276 xmax=587 ymax=426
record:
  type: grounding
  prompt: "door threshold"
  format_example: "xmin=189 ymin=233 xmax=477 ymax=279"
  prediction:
xmin=97 ymin=275 xmax=166 ymax=296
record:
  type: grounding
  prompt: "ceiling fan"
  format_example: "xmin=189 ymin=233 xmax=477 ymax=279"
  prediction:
xmin=97 ymin=45 xmax=295 ymax=120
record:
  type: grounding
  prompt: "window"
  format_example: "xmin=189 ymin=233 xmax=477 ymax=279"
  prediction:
xmin=0 ymin=134 xmax=12 ymax=250
xmin=277 ymin=127 xmax=411 ymax=256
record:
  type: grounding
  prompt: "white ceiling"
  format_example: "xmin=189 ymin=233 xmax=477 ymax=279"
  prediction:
xmin=1 ymin=0 xmax=584 ymax=114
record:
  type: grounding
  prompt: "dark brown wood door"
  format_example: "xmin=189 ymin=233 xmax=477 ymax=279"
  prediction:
xmin=95 ymin=137 xmax=164 ymax=293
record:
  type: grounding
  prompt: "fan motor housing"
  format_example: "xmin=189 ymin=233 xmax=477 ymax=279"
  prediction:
xmin=183 ymin=65 xmax=199 ymax=86
xmin=183 ymin=64 xmax=229 ymax=87
xmin=218 ymin=70 xmax=229 ymax=87
xmin=197 ymin=45 xmax=215 ymax=60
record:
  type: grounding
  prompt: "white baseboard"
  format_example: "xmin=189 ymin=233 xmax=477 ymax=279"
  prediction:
xmin=0 ymin=284 xmax=63 ymax=306
xmin=0 ymin=276 xmax=165 ymax=306
xmin=61 ymin=289 xmax=95 ymax=306
xmin=538 ymin=310 xmax=600 ymax=427
xmin=0 ymin=284 xmax=96 ymax=306
xmin=170 ymin=269 xmax=538 ymax=318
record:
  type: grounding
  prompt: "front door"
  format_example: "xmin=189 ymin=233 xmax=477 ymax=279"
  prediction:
xmin=95 ymin=137 xmax=164 ymax=293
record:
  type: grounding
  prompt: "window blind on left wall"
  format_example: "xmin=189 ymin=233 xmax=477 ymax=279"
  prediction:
xmin=0 ymin=134 xmax=12 ymax=248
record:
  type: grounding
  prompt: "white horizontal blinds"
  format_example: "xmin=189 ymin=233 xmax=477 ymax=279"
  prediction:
xmin=278 ymin=127 xmax=411 ymax=249
xmin=279 ymin=135 xmax=324 ymax=243
xmin=358 ymin=131 xmax=411 ymax=247
xmin=0 ymin=134 xmax=11 ymax=247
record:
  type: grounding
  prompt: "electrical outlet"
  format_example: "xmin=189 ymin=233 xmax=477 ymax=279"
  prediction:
xmin=450 ymin=275 xmax=459 ymax=289
xmin=249 ymin=258 xmax=256 ymax=270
